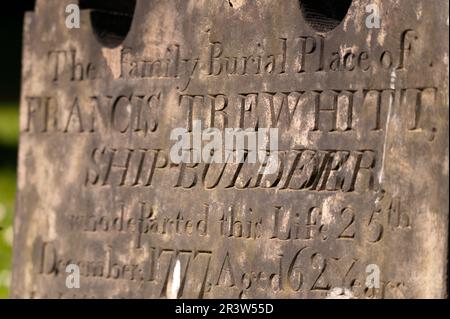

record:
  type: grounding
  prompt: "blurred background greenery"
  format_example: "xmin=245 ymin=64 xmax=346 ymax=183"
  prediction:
xmin=0 ymin=1 xmax=35 ymax=298
xmin=0 ymin=105 xmax=18 ymax=298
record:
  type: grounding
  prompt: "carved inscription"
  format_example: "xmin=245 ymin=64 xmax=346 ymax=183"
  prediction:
xmin=13 ymin=0 xmax=448 ymax=300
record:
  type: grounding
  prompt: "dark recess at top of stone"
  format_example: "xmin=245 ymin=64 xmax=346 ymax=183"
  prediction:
xmin=79 ymin=0 xmax=136 ymax=48
xmin=299 ymin=0 xmax=353 ymax=33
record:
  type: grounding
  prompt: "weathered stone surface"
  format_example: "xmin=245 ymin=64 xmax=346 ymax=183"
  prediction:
xmin=11 ymin=0 xmax=449 ymax=298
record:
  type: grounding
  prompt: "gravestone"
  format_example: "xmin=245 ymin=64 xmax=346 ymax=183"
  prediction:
xmin=11 ymin=0 xmax=449 ymax=298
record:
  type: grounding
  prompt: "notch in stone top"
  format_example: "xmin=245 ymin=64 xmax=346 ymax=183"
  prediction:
xmin=79 ymin=0 xmax=136 ymax=48
xmin=299 ymin=0 xmax=353 ymax=33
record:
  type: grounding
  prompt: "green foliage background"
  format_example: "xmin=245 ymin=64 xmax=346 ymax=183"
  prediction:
xmin=0 ymin=2 xmax=34 ymax=298
xmin=0 ymin=104 xmax=18 ymax=298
